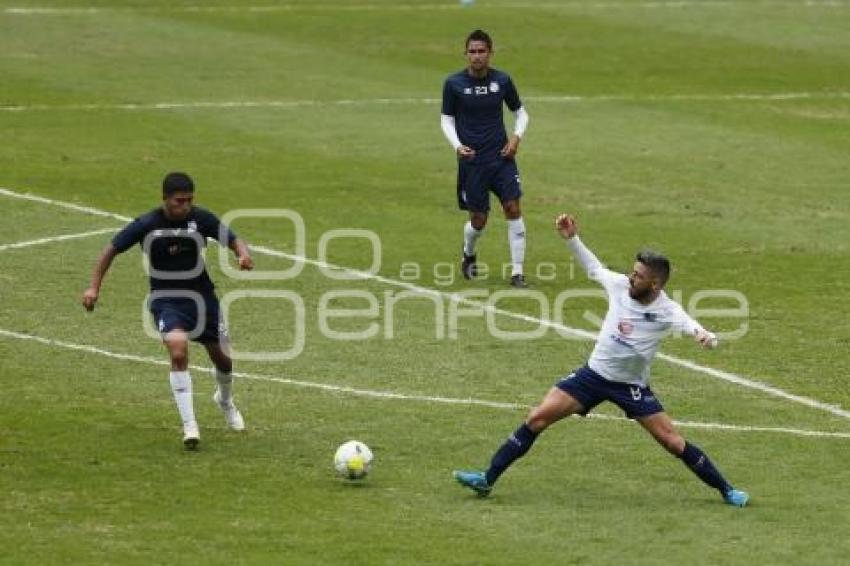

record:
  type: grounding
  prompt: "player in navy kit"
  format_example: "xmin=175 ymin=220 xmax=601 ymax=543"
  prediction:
xmin=82 ymin=172 xmax=254 ymax=449
xmin=453 ymin=213 xmax=749 ymax=507
xmin=441 ymin=29 xmax=530 ymax=287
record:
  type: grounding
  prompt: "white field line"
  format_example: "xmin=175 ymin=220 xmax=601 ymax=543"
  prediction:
xmin=0 ymin=227 xmax=118 ymax=252
xmin=0 ymin=328 xmax=515 ymax=411
xmin=3 ymin=2 xmax=849 ymax=15
xmin=0 ymin=187 xmax=131 ymax=222
xmin=2 ymin=185 xmax=849 ymax=421
xmin=1 ymin=327 xmax=848 ymax=440
xmin=2 ymin=92 xmax=850 ymax=113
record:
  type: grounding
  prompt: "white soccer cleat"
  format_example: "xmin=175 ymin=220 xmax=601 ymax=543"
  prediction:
xmin=182 ymin=421 xmax=200 ymax=450
xmin=214 ymin=389 xmax=245 ymax=431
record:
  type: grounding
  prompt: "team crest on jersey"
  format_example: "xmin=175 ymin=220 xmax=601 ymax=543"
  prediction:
xmin=187 ymin=220 xmax=197 ymax=232
xmin=463 ymin=87 xmax=472 ymax=95
xmin=490 ymin=81 xmax=499 ymax=93
xmin=617 ymin=320 xmax=634 ymax=335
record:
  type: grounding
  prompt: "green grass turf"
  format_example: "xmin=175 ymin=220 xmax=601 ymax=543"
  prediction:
xmin=1 ymin=1 xmax=849 ymax=564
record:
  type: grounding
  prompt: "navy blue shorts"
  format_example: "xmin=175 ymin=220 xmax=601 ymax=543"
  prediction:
xmin=556 ymin=366 xmax=664 ymax=419
xmin=457 ymin=157 xmax=522 ymax=212
xmin=149 ymin=292 xmax=226 ymax=343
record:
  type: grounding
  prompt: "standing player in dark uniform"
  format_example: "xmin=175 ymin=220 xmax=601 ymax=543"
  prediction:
xmin=441 ymin=29 xmax=530 ymax=287
xmin=81 ymin=172 xmax=254 ymax=449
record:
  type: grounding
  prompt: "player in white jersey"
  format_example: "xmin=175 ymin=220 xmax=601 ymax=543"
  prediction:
xmin=454 ymin=213 xmax=749 ymax=507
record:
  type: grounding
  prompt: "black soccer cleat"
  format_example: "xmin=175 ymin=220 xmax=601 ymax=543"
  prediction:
xmin=182 ymin=422 xmax=200 ymax=450
xmin=510 ymin=274 xmax=528 ymax=288
xmin=461 ymin=251 xmax=478 ymax=280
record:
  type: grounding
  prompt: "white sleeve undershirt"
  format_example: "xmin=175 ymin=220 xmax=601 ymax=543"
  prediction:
xmin=513 ymin=106 xmax=529 ymax=138
xmin=441 ymin=106 xmax=529 ymax=151
xmin=440 ymin=114 xmax=462 ymax=151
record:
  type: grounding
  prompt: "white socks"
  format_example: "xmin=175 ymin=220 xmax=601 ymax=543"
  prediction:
xmin=464 ymin=218 xmax=526 ymax=275
xmin=215 ymin=369 xmax=234 ymax=405
xmin=507 ymin=218 xmax=526 ymax=276
xmin=169 ymin=370 xmax=196 ymax=426
xmin=463 ymin=221 xmax=482 ymax=256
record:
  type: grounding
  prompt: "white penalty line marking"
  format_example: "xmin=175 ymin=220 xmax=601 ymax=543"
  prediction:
xmin=0 ymin=227 xmax=119 ymax=252
xmin=4 ymin=1 xmax=849 ymax=15
xmin=1 ymin=327 xmax=848 ymax=440
xmin=2 ymin=93 xmax=850 ymax=113
xmin=2 ymin=185 xmax=850 ymax=422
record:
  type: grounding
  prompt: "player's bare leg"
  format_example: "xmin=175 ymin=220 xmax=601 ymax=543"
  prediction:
xmin=204 ymin=340 xmax=244 ymax=431
xmin=502 ymin=198 xmax=526 ymax=287
xmin=525 ymin=386 xmax=583 ymax=432
xmin=462 ymin=211 xmax=488 ymax=279
xmin=164 ymin=329 xmax=199 ymax=449
xmin=638 ymin=412 xmax=748 ymax=507
xmin=637 ymin=411 xmax=685 ymax=455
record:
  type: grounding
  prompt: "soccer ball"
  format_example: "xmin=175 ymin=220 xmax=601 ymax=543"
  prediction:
xmin=333 ymin=440 xmax=373 ymax=480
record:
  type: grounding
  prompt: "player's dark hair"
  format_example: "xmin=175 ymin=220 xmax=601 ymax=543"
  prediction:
xmin=465 ymin=29 xmax=493 ymax=51
xmin=162 ymin=172 xmax=195 ymax=196
xmin=636 ymin=249 xmax=671 ymax=286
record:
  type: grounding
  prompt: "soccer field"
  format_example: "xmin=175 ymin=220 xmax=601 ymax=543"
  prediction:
xmin=1 ymin=0 xmax=849 ymax=564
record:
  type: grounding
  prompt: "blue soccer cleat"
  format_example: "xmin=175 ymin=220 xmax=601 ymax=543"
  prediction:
xmin=723 ymin=488 xmax=749 ymax=507
xmin=453 ymin=470 xmax=492 ymax=497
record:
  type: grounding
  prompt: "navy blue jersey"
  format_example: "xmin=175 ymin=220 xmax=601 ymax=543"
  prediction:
xmin=111 ymin=206 xmax=236 ymax=293
xmin=441 ymin=68 xmax=522 ymax=162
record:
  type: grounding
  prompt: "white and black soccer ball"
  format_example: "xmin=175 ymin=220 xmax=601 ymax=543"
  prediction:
xmin=333 ymin=440 xmax=373 ymax=480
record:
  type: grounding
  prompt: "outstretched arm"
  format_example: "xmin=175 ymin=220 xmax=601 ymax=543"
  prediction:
xmin=555 ymin=213 xmax=607 ymax=280
xmin=82 ymin=244 xmax=119 ymax=311
xmin=672 ymin=304 xmax=718 ymax=349
xmin=229 ymin=238 xmax=254 ymax=271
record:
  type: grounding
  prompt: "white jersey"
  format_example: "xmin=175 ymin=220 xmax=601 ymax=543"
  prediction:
xmin=567 ymin=237 xmax=705 ymax=387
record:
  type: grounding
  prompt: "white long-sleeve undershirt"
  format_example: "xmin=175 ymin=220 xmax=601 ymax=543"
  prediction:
xmin=440 ymin=114 xmax=462 ymax=151
xmin=440 ymin=106 xmax=530 ymax=151
xmin=513 ymin=106 xmax=529 ymax=138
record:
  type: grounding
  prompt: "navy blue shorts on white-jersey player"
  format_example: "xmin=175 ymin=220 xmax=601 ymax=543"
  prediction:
xmin=556 ymin=365 xmax=665 ymax=419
